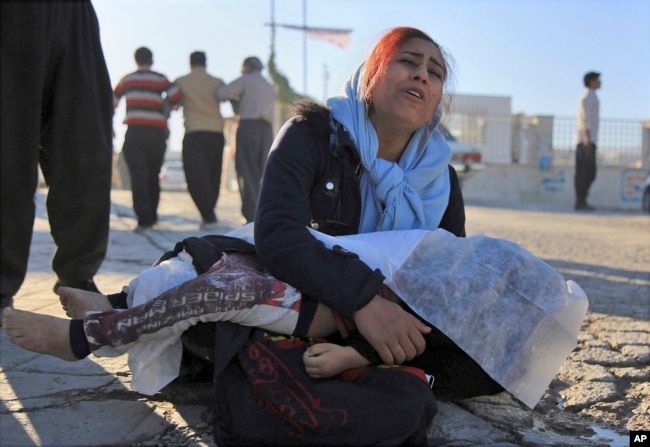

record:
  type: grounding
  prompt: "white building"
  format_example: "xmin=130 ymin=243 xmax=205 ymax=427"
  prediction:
xmin=448 ymin=94 xmax=512 ymax=164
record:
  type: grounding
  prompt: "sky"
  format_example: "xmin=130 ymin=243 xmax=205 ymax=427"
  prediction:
xmin=93 ymin=0 xmax=650 ymax=152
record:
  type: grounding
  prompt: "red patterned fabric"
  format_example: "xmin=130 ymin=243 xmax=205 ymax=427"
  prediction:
xmin=214 ymin=329 xmax=437 ymax=446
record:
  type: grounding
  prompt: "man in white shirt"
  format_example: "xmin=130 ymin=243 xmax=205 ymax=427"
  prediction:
xmin=574 ymin=71 xmax=601 ymax=211
xmin=217 ymin=57 xmax=276 ymax=223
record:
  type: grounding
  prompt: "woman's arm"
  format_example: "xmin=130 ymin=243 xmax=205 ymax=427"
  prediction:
xmin=438 ymin=165 xmax=466 ymax=237
xmin=254 ymin=117 xmax=384 ymax=320
xmin=256 ymin=109 xmax=435 ymax=363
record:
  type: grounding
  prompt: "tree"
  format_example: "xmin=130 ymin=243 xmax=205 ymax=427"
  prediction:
xmin=267 ymin=51 xmax=312 ymax=123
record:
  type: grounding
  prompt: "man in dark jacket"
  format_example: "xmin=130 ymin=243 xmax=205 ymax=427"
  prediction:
xmin=0 ymin=1 xmax=114 ymax=318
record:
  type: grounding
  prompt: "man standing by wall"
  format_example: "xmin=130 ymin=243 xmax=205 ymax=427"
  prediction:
xmin=174 ymin=51 xmax=226 ymax=231
xmin=218 ymin=56 xmax=276 ymax=223
xmin=574 ymin=71 xmax=601 ymax=211
xmin=1 ymin=0 xmax=114 ymax=316
xmin=114 ymin=47 xmax=181 ymax=232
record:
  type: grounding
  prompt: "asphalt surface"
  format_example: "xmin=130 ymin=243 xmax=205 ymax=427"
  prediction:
xmin=1 ymin=187 xmax=648 ymax=447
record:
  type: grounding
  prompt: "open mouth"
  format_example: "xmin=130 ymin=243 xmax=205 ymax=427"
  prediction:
xmin=406 ymin=90 xmax=422 ymax=99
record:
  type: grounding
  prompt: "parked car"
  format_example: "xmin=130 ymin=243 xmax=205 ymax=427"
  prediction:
xmin=438 ymin=125 xmax=483 ymax=176
xmin=159 ymin=161 xmax=187 ymax=190
xmin=448 ymin=139 xmax=483 ymax=171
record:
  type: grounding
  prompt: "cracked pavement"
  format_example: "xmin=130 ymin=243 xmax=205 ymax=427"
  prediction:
xmin=1 ymin=187 xmax=648 ymax=446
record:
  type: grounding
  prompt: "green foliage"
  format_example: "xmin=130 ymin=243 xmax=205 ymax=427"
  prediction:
xmin=267 ymin=52 xmax=313 ymax=123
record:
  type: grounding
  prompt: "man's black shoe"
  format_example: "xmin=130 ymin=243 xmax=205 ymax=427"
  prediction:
xmin=574 ymin=203 xmax=595 ymax=211
xmin=53 ymin=279 xmax=101 ymax=295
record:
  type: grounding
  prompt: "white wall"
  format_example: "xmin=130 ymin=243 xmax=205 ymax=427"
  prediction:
xmin=451 ymin=94 xmax=513 ymax=164
xmin=460 ymin=165 xmax=648 ymax=212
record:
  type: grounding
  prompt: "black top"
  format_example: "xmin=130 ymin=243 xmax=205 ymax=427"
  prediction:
xmin=254 ymin=102 xmax=466 ymax=334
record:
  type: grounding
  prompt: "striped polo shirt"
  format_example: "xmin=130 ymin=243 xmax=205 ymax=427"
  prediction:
xmin=114 ymin=68 xmax=182 ymax=128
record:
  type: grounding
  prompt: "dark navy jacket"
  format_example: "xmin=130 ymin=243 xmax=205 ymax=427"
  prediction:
xmin=254 ymin=103 xmax=466 ymax=333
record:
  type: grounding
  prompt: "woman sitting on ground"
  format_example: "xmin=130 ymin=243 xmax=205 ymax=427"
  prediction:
xmin=3 ymin=26 xmax=503 ymax=401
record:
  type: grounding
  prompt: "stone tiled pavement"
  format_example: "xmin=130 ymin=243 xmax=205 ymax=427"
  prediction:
xmin=1 ymin=187 xmax=648 ymax=446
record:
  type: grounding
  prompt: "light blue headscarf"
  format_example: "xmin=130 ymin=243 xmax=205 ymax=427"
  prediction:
xmin=326 ymin=63 xmax=452 ymax=233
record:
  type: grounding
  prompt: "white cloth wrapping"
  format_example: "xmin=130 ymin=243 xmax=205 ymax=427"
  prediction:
xmin=93 ymin=250 xmax=200 ymax=394
xmin=93 ymin=245 xmax=300 ymax=395
xmin=96 ymin=223 xmax=588 ymax=406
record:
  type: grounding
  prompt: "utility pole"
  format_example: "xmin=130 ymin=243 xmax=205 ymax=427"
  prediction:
xmin=267 ymin=0 xmax=351 ymax=96
xmin=270 ymin=0 xmax=275 ymax=55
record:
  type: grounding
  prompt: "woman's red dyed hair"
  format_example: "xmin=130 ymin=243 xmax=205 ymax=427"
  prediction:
xmin=363 ymin=27 xmax=445 ymax=106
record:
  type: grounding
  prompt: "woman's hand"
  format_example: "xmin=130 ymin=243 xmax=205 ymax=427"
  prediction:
xmin=353 ymin=295 xmax=431 ymax=365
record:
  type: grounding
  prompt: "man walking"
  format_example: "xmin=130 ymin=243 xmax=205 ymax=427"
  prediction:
xmin=114 ymin=47 xmax=181 ymax=232
xmin=174 ymin=51 xmax=226 ymax=231
xmin=574 ymin=71 xmax=601 ymax=211
xmin=1 ymin=0 xmax=114 ymax=316
xmin=218 ymin=57 xmax=276 ymax=223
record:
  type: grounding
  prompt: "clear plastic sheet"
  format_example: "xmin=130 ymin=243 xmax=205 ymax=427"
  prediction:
xmin=101 ymin=223 xmax=588 ymax=405
xmin=313 ymin=228 xmax=589 ymax=408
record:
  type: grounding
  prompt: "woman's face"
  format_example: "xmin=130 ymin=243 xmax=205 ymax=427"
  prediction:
xmin=369 ymin=37 xmax=445 ymax=134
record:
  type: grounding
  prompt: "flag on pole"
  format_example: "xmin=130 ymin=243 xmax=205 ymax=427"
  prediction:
xmin=274 ymin=24 xmax=353 ymax=49
xmin=306 ymin=27 xmax=352 ymax=49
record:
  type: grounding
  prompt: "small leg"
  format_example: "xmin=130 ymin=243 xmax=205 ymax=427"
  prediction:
xmin=58 ymin=286 xmax=112 ymax=318
xmin=2 ymin=307 xmax=78 ymax=361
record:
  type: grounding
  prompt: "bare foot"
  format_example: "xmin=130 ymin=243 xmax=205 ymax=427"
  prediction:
xmin=303 ymin=342 xmax=370 ymax=378
xmin=58 ymin=286 xmax=112 ymax=319
xmin=2 ymin=307 xmax=79 ymax=361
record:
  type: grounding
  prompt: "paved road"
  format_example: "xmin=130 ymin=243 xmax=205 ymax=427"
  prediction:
xmin=0 ymin=188 xmax=648 ymax=446
xmin=456 ymin=200 xmax=649 ymax=446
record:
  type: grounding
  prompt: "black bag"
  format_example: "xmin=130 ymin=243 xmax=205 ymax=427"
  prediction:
xmin=155 ymin=235 xmax=437 ymax=445
xmin=212 ymin=325 xmax=437 ymax=446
